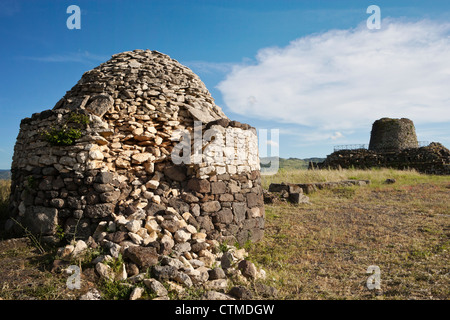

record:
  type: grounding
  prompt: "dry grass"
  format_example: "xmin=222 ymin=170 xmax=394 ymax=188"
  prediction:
xmin=251 ymin=169 xmax=450 ymax=299
xmin=0 ymin=180 xmax=11 ymax=237
xmin=261 ymin=167 xmax=448 ymax=189
xmin=0 ymin=171 xmax=449 ymax=300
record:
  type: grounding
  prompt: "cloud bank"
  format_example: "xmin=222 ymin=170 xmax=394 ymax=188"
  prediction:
xmin=217 ymin=19 xmax=450 ymax=131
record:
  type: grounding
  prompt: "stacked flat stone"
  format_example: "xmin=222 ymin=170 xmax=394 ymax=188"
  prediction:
xmin=265 ymin=179 xmax=370 ymax=204
xmin=316 ymin=142 xmax=450 ymax=175
xmin=8 ymin=49 xmax=264 ymax=273
xmin=315 ymin=118 xmax=449 ymax=175
xmin=369 ymin=118 xmax=419 ymax=152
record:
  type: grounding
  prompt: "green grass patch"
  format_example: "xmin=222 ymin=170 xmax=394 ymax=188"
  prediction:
xmin=98 ymin=279 xmax=135 ymax=300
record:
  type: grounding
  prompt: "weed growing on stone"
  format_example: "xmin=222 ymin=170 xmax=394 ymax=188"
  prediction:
xmin=41 ymin=112 xmax=90 ymax=146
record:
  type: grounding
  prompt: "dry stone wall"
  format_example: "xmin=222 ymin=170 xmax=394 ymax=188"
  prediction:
xmin=7 ymin=49 xmax=264 ymax=255
xmin=316 ymin=142 xmax=450 ymax=175
xmin=369 ymin=118 xmax=419 ymax=152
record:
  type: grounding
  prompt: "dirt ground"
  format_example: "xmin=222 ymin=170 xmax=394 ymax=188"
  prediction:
xmin=0 ymin=237 xmax=98 ymax=300
xmin=0 ymin=171 xmax=449 ymax=300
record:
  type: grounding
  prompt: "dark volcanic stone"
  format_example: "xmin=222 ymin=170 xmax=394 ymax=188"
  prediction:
xmin=208 ymin=267 xmax=226 ymax=280
xmin=96 ymin=171 xmax=114 ymax=184
xmin=213 ymin=208 xmax=233 ymax=224
xmin=211 ymin=181 xmax=227 ymax=194
xmin=124 ymin=246 xmax=159 ymax=269
xmin=237 ymin=260 xmax=257 ymax=279
xmin=152 ymin=265 xmax=177 ymax=282
xmin=163 ymin=165 xmax=187 ymax=182
xmin=187 ymin=178 xmax=210 ymax=193
xmin=229 ymin=286 xmax=253 ymax=300
xmin=105 ymin=231 xmax=128 ymax=243
xmin=84 ymin=203 xmax=113 ymax=218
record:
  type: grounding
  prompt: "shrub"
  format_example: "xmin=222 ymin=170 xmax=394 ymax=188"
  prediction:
xmin=41 ymin=126 xmax=83 ymax=146
xmin=68 ymin=112 xmax=90 ymax=126
xmin=41 ymin=112 xmax=89 ymax=146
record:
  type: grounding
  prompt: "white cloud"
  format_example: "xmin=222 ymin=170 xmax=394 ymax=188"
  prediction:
xmin=217 ymin=19 xmax=450 ymax=132
xmin=330 ymin=132 xmax=344 ymax=140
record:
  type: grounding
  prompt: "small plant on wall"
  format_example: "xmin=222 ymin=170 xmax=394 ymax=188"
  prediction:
xmin=41 ymin=112 xmax=90 ymax=146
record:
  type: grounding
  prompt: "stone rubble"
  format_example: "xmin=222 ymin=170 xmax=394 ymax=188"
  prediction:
xmin=58 ymin=238 xmax=269 ymax=300
xmin=265 ymin=180 xmax=373 ymax=204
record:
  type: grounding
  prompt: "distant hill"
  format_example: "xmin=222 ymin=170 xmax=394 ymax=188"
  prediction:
xmin=260 ymin=157 xmax=325 ymax=173
xmin=0 ymin=170 xmax=11 ymax=180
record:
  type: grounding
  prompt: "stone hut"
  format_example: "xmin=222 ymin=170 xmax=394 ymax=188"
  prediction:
xmin=368 ymin=117 xmax=418 ymax=152
xmin=316 ymin=117 xmax=449 ymax=175
xmin=7 ymin=49 xmax=264 ymax=248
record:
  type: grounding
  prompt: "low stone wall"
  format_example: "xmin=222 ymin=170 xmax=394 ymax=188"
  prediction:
xmin=315 ymin=143 xmax=450 ymax=175
xmin=265 ymin=179 xmax=370 ymax=204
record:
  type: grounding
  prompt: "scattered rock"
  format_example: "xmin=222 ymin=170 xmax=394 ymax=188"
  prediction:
xmin=152 ymin=265 xmax=178 ymax=282
xmin=220 ymin=252 xmax=234 ymax=269
xmin=208 ymin=267 xmax=226 ymax=280
xmin=72 ymin=240 xmax=88 ymax=258
xmin=126 ymin=220 xmax=142 ymax=233
xmin=253 ymin=283 xmax=278 ymax=298
xmin=79 ymin=289 xmax=102 ymax=300
xmin=57 ymin=245 xmax=75 ymax=260
xmin=129 ymin=287 xmax=145 ymax=300
xmin=174 ymin=229 xmax=191 ymax=243
xmin=144 ymin=278 xmax=168 ymax=297
xmin=51 ymin=259 xmax=70 ymax=273
xmin=124 ymin=246 xmax=159 ymax=269
xmin=204 ymin=279 xmax=228 ymax=291
xmin=229 ymin=285 xmax=253 ymax=300
xmin=126 ymin=263 xmax=140 ymax=277
xmin=173 ymin=271 xmax=193 ymax=287
xmin=237 ymin=260 xmax=257 ymax=279
xmin=201 ymin=291 xmax=235 ymax=300
xmin=95 ymin=262 xmax=114 ymax=281
xmin=289 ymin=192 xmax=310 ymax=204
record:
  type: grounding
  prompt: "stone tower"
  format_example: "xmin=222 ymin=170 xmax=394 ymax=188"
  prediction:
xmin=368 ymin=117 xmax=418 ymax=152
xmin=7 ymin=49 xmax=264 ymax=248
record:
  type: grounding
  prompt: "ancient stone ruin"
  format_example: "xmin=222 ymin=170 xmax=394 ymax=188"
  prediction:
xmin=7 ymin=49 xmax=265 ymax=252
xmin=316 ymin=118 xmax=450 ymax=175
xmin=368 ymin=117 xmax=418 ymax=152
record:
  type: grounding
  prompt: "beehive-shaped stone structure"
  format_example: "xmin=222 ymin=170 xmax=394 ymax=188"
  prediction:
xmin=317 ymin=117 xmax=449 ymax=175
xmin=7 ymin=49 xmax=264 ymax=249
xmin=368 ymin=117 xmax=418 ymax=152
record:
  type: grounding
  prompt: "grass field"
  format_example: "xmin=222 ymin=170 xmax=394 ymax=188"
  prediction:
xmin=0 ymin=180 xmax=10 ymax=234
xmin=252 ymin=168 xmax=450 ymax=299
xmin=0 ymin=168 xmax=448 ymax=300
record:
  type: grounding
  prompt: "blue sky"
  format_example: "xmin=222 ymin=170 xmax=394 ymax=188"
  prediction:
xmin=1 ymin=0 xmax=450 ymax=169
